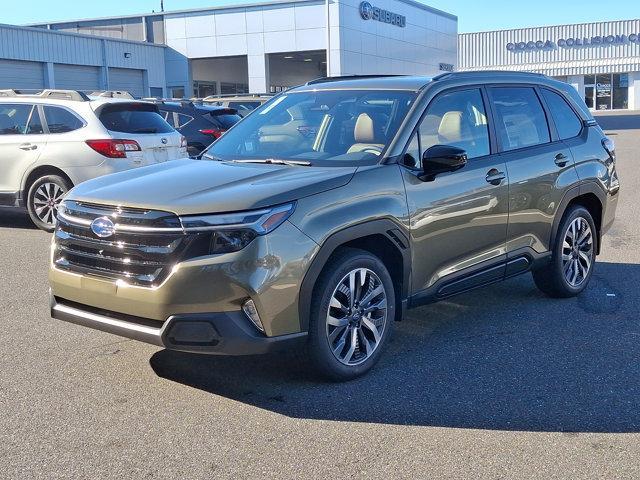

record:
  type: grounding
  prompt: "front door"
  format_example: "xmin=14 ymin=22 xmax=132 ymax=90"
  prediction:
xmin=400 ymin=87 xmax=509 ymax=296
xmin=0 ymin=103 xmax=46 ymax=194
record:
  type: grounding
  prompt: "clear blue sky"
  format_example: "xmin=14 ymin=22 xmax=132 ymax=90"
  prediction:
xmin=4 ymin=0 xmax=637 ymax=33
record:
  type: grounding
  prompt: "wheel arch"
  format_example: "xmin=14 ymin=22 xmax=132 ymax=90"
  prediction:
xmin=298 ymin=219 xmax=411 ymax=330
xmin=551 ymin=182 xmax=605 ymax=255
xmin=22 ymin=165 xmax=74 ymax=200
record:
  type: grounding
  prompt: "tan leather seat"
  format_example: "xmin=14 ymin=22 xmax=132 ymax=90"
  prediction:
xmin=438 ymin=111 xmax=467 ymax=143
xmin=347 ymin=113 xmax=385 ymax=154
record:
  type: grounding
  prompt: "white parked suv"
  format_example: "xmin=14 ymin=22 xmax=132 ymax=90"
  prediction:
xmin=0 ymin=89 xmax=188 ymax=231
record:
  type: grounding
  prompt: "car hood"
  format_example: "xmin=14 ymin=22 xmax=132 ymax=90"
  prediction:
xmin=66 ymin=159 xmax=357 ymax=215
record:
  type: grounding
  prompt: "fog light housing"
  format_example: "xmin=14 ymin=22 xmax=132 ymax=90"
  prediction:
xmin=242 ymin=299 xmax=264 ymax=332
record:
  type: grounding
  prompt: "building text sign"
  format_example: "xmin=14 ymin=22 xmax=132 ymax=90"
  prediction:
xmin=359 ymin=1 xmax=406 ymax=28
xmin=507 ymin=33 xmax=640 ymax=51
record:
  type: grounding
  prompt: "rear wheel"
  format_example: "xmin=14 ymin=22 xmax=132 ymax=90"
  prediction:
xmin=533 ymin=205 xmax=596 ymax=298
xmin=308 ymin=248 xmax=395 ymax=381
xmin=26 ymin=175 xmax=71 ymax=232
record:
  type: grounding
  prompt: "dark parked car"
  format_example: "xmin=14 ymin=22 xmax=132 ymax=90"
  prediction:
xmin=153 ymin=100 xmax=242 ymax=157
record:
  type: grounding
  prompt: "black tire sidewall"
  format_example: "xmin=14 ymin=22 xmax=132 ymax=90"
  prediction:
xmin=26 ymin=175 xmax=70 ymax=232
xmin=309 ymin=249 xmax=396 ymax=381
xmin=551 ymin=206 xmax=597 ymax=295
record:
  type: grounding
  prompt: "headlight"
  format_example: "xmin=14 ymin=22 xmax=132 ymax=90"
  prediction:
xmin=181 ymin=203 xmax=296 ymax=254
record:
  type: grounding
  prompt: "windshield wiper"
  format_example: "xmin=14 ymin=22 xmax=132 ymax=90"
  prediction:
xmin=232 ymin=159 xmax=312 ymax=167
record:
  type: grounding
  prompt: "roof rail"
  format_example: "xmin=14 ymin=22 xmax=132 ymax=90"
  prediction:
xmin=433 ymin=70 xmax=547 ymax=81
xmin=306 ymin=75 xmax=403 ymax=85
xmin=89 ymin=90 xmax=134 ymax=99
xmin=202 ymin=93 xmax=272 ymax=100
xmin=0 ymin=89 xmax=90 ymax=101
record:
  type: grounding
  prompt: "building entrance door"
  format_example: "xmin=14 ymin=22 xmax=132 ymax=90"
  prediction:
xmin=585 ymin=85 xmax=594 ymax=109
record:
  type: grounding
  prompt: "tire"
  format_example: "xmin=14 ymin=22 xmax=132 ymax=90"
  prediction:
xmin=26 ymin=174 xmax=71 ymax=232
xmin=308 ymin=248 xmax=396 ymax=381
xmin=533 ymin=205 xmax=597 ymax=298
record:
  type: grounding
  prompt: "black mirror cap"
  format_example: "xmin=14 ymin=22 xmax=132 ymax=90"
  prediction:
xmin=421 ymin=145 xmax=468 ymax=181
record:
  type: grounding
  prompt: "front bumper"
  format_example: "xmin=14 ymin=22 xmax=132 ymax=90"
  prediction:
xmin=50 ymin=294 xmax=307 ymax=355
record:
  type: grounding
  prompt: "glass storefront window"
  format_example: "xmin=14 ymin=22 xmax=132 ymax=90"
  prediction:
xmin=613 ymin=74 xmax=629 ymax=110
xmin=583 ymin=73 xmax=629 ymax=110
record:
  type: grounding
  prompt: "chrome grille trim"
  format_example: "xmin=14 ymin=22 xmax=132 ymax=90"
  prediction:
xmin=53 ymin=201 xmax=198 ymax=287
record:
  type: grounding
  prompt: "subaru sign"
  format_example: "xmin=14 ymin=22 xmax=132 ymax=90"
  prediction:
xmin=359 ymin=1 xmax=406 ymax=28
xmin=507 ymin=33 xmax=640 ymax=51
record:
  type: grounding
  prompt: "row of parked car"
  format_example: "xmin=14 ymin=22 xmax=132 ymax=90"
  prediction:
xmin=0 ymin=89 xmax=270 ymax=231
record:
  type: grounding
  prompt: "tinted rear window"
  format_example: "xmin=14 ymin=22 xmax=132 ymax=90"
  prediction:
xmin=98 ymin=103 xmax=174 ymax=134
xmin=207 ymin=111 xmax=242 ymax=128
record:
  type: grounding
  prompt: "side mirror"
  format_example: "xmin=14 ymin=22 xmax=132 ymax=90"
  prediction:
xmin=421 ymin=145 xmax=467 ymax=181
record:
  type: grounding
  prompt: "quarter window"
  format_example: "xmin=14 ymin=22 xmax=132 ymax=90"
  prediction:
xmin=418 ymin=88 xmax=490 ymax=161
xmin=0 ymin=104 xmax=32 ymax=135
xmin=491 ymin=87 xmax=550 ymax=151
xmin=541 ymin=89 xmax=582 ymax=140
xmin=43 ymin=106 xmax=84 ymax=133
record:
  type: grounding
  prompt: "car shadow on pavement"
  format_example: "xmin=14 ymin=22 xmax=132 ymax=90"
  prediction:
xmin=596 ymin=115 xmax=640 ymax=131
xmin=150 ymin=261 xmax=640 ymax=433
xmin=0 ymin=210 xmax=37 ymax=230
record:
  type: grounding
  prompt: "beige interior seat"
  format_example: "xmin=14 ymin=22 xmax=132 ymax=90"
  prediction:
xmin=347 ymin=113 xmax=385 ymax=154
xmin=437 ymin=111 xmax=467 ymax=144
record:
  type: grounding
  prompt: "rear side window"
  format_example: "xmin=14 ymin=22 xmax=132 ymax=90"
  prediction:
xmin=491 ymin=87 xmax=550 ymax=152
xmin=0 ymin=104 xmax=32 ymax=135
xmin=541 ymin=89 xmax=583 ymax=140
xmin=43 ymin=106 xmax=84 ymax=133
xmin=98 ymin=103 xmax=174 ymax=134
xmin=175 ymin=113 xmax=193 ymax=128
xmin=207 ymin=111 xmax=242 ymax=129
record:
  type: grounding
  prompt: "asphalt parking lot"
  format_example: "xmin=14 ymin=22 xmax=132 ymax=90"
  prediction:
xmin=1 ymin=112 xmax=639 ymax=479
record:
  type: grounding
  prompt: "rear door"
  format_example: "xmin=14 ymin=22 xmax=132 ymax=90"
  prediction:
xmin=0 ymin=103 xmax=47 ymax=193
xmin=96 ymin=102 xmax=185 ymax=164
xmin=487 ymin=85 xmax=579 ymax=256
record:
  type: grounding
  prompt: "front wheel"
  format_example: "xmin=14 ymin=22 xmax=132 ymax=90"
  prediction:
xmin=26 ymin=175 xmax=71 ymax=232
xmin=533 ymin=205 xmax=597 ymax=298
xmin=308 ymin=248 xmax=395 ymax=381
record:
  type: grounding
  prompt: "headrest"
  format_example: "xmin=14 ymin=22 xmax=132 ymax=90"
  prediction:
xmin=438 ymin=111 xmax=464 ymax=143
xmin=354 ymin=113 xmax=376 ymax=143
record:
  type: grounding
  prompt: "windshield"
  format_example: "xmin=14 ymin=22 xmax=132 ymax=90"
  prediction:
xmin=206 ymin=90 xmax=417 ymax=164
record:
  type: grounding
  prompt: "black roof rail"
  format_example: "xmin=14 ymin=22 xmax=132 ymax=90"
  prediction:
xmin=306 ymin=75 xmax=404 ymax=85
xmin=433 ymin=70 xmax=547 ymax=81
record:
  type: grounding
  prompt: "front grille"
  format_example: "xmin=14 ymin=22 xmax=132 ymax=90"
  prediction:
xmin=54 ymin=201 xmax=208 ymax=287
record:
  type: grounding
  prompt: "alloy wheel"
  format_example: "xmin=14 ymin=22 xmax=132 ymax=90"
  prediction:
xmin=33 ymin=182 xmax=66 ymax=226
xmin=325 ymin=268 xmax=388 ymax=366
xmin=562 ymin=217 xmax=594 ymax=287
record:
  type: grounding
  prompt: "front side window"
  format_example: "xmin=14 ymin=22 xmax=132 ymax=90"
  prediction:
xmin=207 ymin=90 xmax=417 ymax=165
xmin=491 ymin=87 xmax=550 ymax=151
xmin=541 ymin=89 xmax=582 ymax=140
xmin=43 ymin=106 xmax=84 ymax=133
xmin=418 ymin=88 xmax=490 ymax=161
xmin=0 ymin=104 xmax=33 ymax=135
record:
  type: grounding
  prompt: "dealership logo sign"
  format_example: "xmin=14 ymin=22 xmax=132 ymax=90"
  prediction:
xmin=359 ymin=1 xmax=406 ymax=28
xmin=507 ymin=33 xmax=640 ymax=51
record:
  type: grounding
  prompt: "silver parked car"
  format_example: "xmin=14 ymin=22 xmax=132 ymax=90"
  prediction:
xmin=0 ymin=89 xmax=188 ymax=231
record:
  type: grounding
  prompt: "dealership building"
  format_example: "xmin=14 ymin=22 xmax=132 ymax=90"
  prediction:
xmin=0 ymin=0 xmax=457 ymax=98
xmin=459 ymin=19 xmax=640 ymax=110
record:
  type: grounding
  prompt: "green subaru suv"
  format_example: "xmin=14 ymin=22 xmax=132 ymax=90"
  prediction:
xmin=49 ymin=72 xmax=619 ymax=380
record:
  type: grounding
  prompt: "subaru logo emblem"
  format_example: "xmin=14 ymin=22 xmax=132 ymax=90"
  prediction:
xmin=359 ymin=1 xmax=373 ymax=20
xmin=91 ymin=216 xmax=116 ymax=238
xmin=161 ymin=138 xmax=168 ymax=144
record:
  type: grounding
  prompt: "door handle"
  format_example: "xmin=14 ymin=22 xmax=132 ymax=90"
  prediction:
xmin=485 ymin=169 xmax=506 ymax=185
xmin=555 ymin=153 xmax=569 ymax=167
xmin=19 ymin=143 xmax=37 ymax=151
